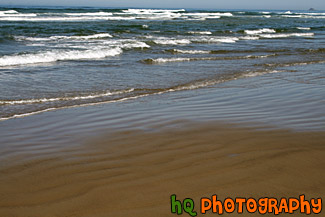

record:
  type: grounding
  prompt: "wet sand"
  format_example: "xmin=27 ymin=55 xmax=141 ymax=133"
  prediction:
xmin=1 ymin=121 xmax=324 ymax=217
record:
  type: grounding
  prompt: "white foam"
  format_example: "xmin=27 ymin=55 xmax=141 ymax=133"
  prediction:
xmin=188 ymin=31 xmax=212 ymax=35
xmin=0 ymin=92 xmax=151 ymax=121
xmin=67 ymin=33 xmax=113 ymax=39
xmin=0 ymin=88 xmax=134 ymax=105
xmin=282 ymin=15 xmax=304 ymax=18
xmin=245 ymin=54 xmax=276 ymax=59
xmin=263 ymin=15 xmax=271 ymax=18
xmin=145 ymin=54 xmax=271 ymax=64
xmin=245 ymin=28 xmax=276 ymax=35
xmin=284 ymin=11 xmax=292 ymax=14
xmin=299 ymin=12 xmax=325 ymax=16
xmin=172 ymin=80 xmax=227 ymax=91
xmin=0 ymin=47 xmax=122 ymax=67
xmin=297 ymin=27 xmax=311 ymax=30
xmin=0 ymin=10 xmax=18 ymax=14
xmin=63 ymin=12 xmax=113 ymax=16
xmin=185 ymin=12 xmax=232 ymax=17
xmin=142 ymin=24 xmax=149 ymax=28
xmin=282 ymin=15 xmax=325 ymax=19
xmin=149 ymin=57 xmax=192 ymax=63
xmin=122 ymin=9 xmax=186 ymax=14
xmin=100 ymin=39 xmax=150 ymax=49
xmin=120 ymin=41 xmax=150 ymax=49
xmin=112 ymin=12 xmax=182 ymax=20
xmin=171 ymin=49 xmax=210 ymax=54
xmin=117 ymin=9 xmax=185 ymax=20
xmin=192 ymin=36 xmax=239 ymax=43
xmin=104 ymin=16 xmax=140 ymax=20
xmin=139 ymin=14 xmax=182 ymax=20
xmin=260 ymin=33 xmax=314 ymax=38
xmin=0 ymin=10 xmax=37 ymax=17
xmin=0 ymin=16 xmax=114 ymax=21
xmin=153 ymin=39 xmax=191 ymax=45
xmin=183 ymin=13 xmax=220 ymax=20
xmin=0 ymin=108 xmax=58 ymax=121
xmin=63 ymin=33 xmax=113 ymax=40
xmin=240 ymin=36 xmax=260 ymax=40
xmin=243 ymin=70 xmax=280 ymax=78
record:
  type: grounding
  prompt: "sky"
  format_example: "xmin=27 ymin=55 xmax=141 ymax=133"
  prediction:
xmin=1 ymin=0 xmax=325 ymax=10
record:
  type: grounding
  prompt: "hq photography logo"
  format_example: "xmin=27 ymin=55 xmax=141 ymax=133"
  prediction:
xmin=170 ymin=194 xmax=322 ymax=216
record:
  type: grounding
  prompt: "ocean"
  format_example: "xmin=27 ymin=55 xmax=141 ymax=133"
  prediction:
xmin=0 ymin=7 xmax=324 ymax=128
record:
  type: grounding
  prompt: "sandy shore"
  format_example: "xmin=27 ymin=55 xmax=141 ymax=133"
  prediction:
xmin=0 ymin=121 xmax=324 ymax=217
xmin=1 ymin=6 xmax=324 ymax=217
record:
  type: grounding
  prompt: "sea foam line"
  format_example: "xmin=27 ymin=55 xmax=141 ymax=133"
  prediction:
xmin=63 ymin=12 xmax=113 ymax=16
xmin=259 ymin=33 xmax=314 ymax=38
xmin=142 ymin=54 xmax=275 ymax=64
xmin=121 ymin=9 xmax=186 ymax=14
xmin=0 ymin=89 xmax=135 ymax=105
xmin=0 ymin=16 xmax=116 ymax=21
xmin=242 ymin=70 xmax=280 ymax=78
xmin=153 ymin=39 xmax=191 ymax=45
xmin=167 ymin=49 xmax=210 ymax=54
xmin=244 ymin=28 xmax=276 ymax=35
xmin=0 ymin=10 xmax=36 ymax=17
xmin=296 ymin=27 xmax=311 ymax=30
xmin=188 ymin=31 xmax=212 ymax=35
xmin=0 ymin=69 xmax=283 ymax=121
xmin=191 ymin=36 xmax=239 ymax=43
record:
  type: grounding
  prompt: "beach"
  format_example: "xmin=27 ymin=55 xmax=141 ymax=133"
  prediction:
xmin=0 ymin=7 xmax=325 ymax=216
xmin=1 ymin=121 xmax=324 ymax=217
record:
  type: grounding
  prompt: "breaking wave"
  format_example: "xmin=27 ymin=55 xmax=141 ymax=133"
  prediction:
xmin=259 ymin=33 xmax=314 ymax=38
xmin=0 ymin=47 xmax=122 ymax=67
xmin=166 ymin=49 xmax=210 ymax=54
xmin=188 ymin=31 xmax=212 ymax=35
xmin=244 ymin=28 xmax=276 ymax=35
xmin=141 ymin=54 xmax=276 ymax=64
xmin=153 ymin=39 xmax=191 ymax=45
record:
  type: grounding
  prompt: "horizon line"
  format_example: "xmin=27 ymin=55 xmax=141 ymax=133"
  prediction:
xmin=0 ymin=4 xmax=323 ymax=11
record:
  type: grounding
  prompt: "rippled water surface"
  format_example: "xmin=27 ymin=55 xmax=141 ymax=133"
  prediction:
xmin=0 ymin=7 xmax=324 ymax=122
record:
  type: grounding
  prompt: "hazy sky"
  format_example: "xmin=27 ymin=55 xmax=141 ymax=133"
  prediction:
xmin=1 ymin=0 xmax=325 ymax=10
